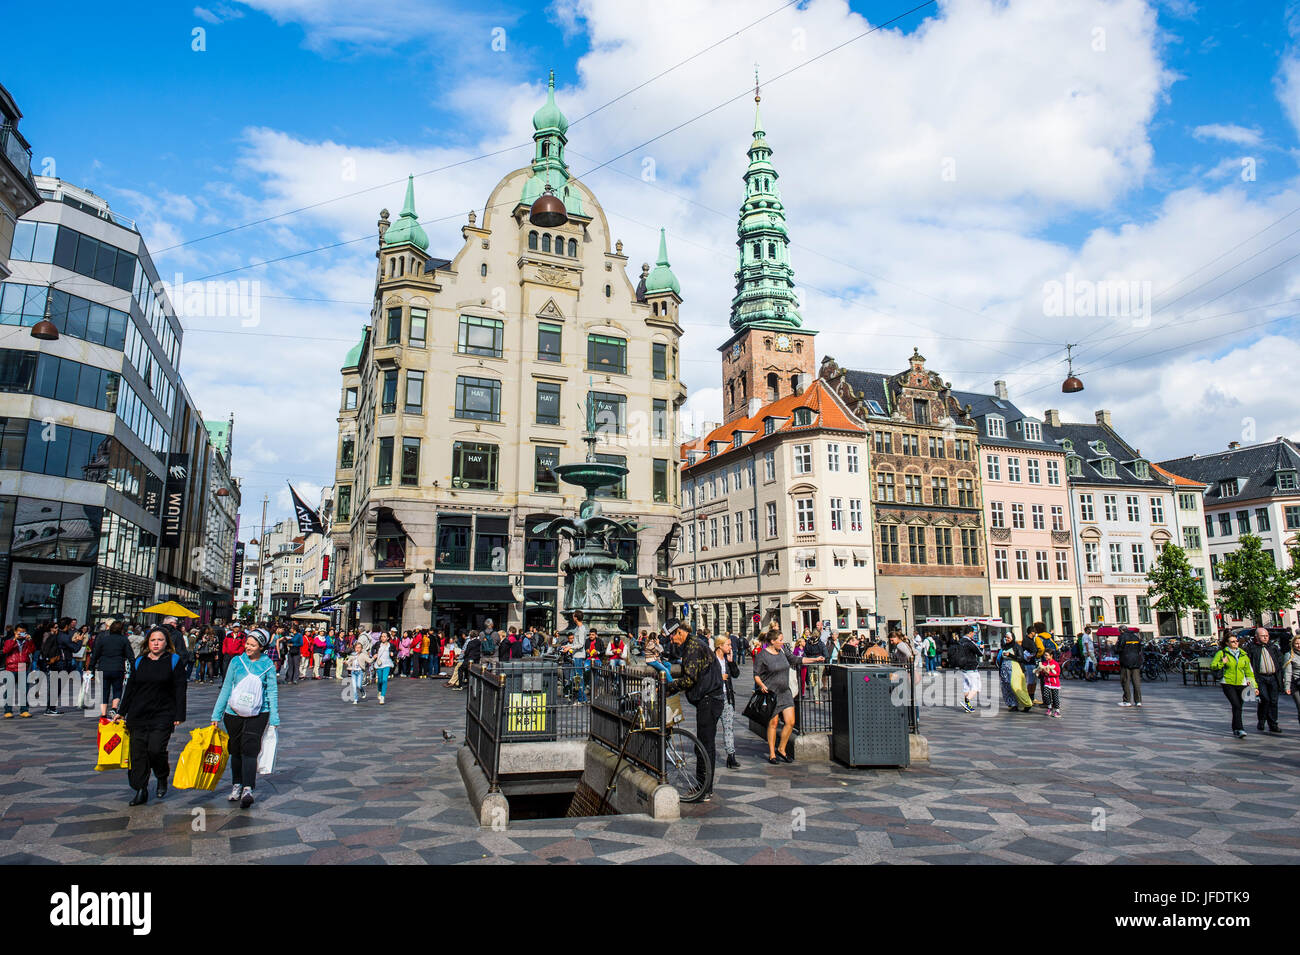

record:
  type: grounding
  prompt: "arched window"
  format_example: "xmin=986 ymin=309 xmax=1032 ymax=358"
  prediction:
xmin=388 ymin=258 xmax=395 ymax=277
xmin=768 ymin=242 xmax=776 ymax=259
xmin=398 ymin=257 xmax=404 ymax=276
xmin=528 ymin=231 xmax=538 ymax=251
xmin=767 ymin=372 xmax=779 ymax=402
xmin=740 ymin=374 xmax=748 ymax=400
xmin=790 ymin=374 xmax=799 ymax=394
xmin=604 ymin=284 xmax=611 ymax=298
xmin=652 ymin=302 xmax=659 ymax=315
xmin=728 ymin=380 xmax=735 ymax=407
xmin=794 ymin=341 xmax=802 ymax=354
xmin=764 ymin=338 xmax=772 ymax=350
xmin=542 ymin=233 xmax=552 ymax=253
xmin=541 ymin=142 xmax=550 ymax=158
xmin=567 ymin=238 xmax=577 ymax=257
xmin=753 ymin=242 xmax=761 ymax=259
xmin=480 ymin=263 xmax=488 ymax=277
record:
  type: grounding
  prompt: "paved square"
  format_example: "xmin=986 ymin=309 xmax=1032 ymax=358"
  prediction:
xmin=1 ymin=668 xmax=1298 ymax=864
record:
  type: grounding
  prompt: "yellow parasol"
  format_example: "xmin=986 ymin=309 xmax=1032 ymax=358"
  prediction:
xmin=141 ymin=600 xmax=200 ymax=619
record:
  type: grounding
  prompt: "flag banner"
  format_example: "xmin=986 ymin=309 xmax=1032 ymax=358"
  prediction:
xmin=161 ymin=453 xmax=189 ymax=548
xmin=232 ymin=541 xmax=245 ymax=590
xmin=289 ymin=484 xmax=325 ymax=536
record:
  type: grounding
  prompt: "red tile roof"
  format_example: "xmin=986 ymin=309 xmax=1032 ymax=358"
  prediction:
xmin=1150 ymin=463 xmax=1207 ymax=488
xmin=681 ymin=379 xmax=864 ymax=472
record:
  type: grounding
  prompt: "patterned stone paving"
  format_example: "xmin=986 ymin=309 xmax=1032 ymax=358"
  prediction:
xmin=2 ymin=667 xmax=1299 ymax=864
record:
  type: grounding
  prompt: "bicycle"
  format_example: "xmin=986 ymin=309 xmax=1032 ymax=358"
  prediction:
xmin=612 ymin=684 xmax=712 ymax=805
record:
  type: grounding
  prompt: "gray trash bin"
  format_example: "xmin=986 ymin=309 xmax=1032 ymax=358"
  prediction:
xmin=497 ymin=662 xmax=558 ymax=742
xmin=830 ymin=664 xmax=910 ymax=767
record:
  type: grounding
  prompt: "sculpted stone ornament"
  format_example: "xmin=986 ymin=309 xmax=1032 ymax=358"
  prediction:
xmin=531 ymin=434 xmax=641 ymax=637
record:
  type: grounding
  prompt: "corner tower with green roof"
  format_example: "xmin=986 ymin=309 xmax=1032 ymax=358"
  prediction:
xmin=719 ymin=81 xmax=817 ymax=424
xmin=521 ymin=70 xmax=584 ymax=216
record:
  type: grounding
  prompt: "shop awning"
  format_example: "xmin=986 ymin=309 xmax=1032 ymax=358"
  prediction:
xmin=435 ymin=583 xmax=515 ymax=603
xmin=852 ymin=549 xmax=868 ymax=562
xmin=346 ymin=583 xmax=413 ymax=602
xmin=655 ymin=588 xmax=685 ymax=603
xmin=622 ymin=584 xmax=653 ymax=607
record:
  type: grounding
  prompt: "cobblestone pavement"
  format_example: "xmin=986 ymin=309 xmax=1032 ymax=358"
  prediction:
xmin=2 ymin=667 xmax=1299 ymax=864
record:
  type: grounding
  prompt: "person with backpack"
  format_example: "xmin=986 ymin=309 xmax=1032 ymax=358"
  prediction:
xmin=211 ymin=628 xmax=279 ymax=808
xmin=1116 ymin=626 xmax=1145 ymax=707
xmin=921 ymin=633 xmax=938 ymax=673
xmin=480 ymin=625 xmax=498 ymax=663
xmin=952 ymin=626 xmax=983 ymax=713
xmin=117 ymin=627 xmax=188 ymax=806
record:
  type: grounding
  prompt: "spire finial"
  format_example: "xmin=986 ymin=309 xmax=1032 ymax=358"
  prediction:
xmin=401 ymin=174 xmax=416 ymax=218
xmin=657 ymin=227 xmax=670 ymax=266
xmin=548 ymin=69 xmax=555 ymax=90
xmin=754 ymin=64 xmax=760 ymax=103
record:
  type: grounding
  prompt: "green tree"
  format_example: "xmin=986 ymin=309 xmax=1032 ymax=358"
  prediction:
xmin=1215 ymin=534 xmax=1300 ymax=626
xmin=1145 ymin=542 xmax=1208 ymax=635
xmin=238 ymin=603 xmax=255 ymax=623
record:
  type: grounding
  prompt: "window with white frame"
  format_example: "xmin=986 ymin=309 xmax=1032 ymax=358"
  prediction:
xmin=1080 ymin=494 xmax=1095 ymax=522
xmin=1015 ymin=550 xmax=1029 ymax=579
xmin=990 ymin=502 xmax=1005 ymax=528
xmin=1150 ymin=496 xmax=1164 ymax=524
xmin=1104 ymin=495 xmax=1118 ymax=521
xmin=1007 ymin=457 xmax=1021 ymax=482
xmin=987 ymin=415 xmax=1006 ymax=438
xmin=987 ymin=454 xmax=1001 ymax=481
xmin=766 ymin=501 xmax=777 ymax=537
xmin=1109 ymin=542 xmax=1124 ymax=572
xmin=849 ymin=499 xmax=863 ymax=532
xmin=994 ymin=549 xmax=1008 ymax=579
xmin=1027 ymin=459 xmax=1040 ymax=483
xmin=794 ymin=444 xmax=812 ymax=474
xmin=829 ymin=497 xmax=844 ymax=531
xmin=734 ymin=511 xmax=744 ymax=544
xmin=764 ymin=450 xmax=775 ymax=482
xmin=1046 ymin=459 xmax=1060 ymax=485
xmin=827 ymin=444 xmax=840 ymax=472
xmin=1035 ymin=550 xmax=1049 ymax=580
xmin=1085 ymin=541 xmax=1099 ymax=572
xmin=1055 ymin=550 xmax=1069 ymax=580
xmin=1131 ymin=543 xmax=1146 ymax=573
xmin=1031 ymin=504 xmax=1045 ymax=530
xmin=796 ymin=498 xmax=815 ymax=533
xmin=1126 ymin=495 xmax=1140 ymax=522
xmin=1051 ymin=505 xmax=1065 ymax=531
xmin=847 ymin=445 xmax=860 ymax=473
xmin=749 ymin=508 xmax=757 ymax=540
xmin=1023 ymin=421 xmax=1042 ymax=442
xmin=1011 ymin=503 xmax=1025 ymax=529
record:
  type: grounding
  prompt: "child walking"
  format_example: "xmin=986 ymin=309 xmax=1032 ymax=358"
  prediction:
xmin=374 ymin=632 xmax=394 ymax=704
xmin=1038 ymin=650 xmax=1062 ymax=718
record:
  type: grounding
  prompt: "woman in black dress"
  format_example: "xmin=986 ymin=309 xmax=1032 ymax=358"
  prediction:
xmin=117 ymin=627 xmax=187 ymax=806
xmin=753 ymin=627 xmax=797 ymax=765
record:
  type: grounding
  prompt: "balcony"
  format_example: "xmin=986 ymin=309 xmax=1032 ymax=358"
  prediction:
xmin=436 ymin=546 xmax=470 ymax=570
xmin=1 ymin=125 xmax=32 ymax=178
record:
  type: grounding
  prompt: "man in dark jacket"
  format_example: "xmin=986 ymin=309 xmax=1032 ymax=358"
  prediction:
xmin=1116 ymin=626 xmax=1144 ymax=707
xmin=1247 ymin=627 xmax=1284 ymax=733
xmin=666 ymin=619 xmax=724 ymax=799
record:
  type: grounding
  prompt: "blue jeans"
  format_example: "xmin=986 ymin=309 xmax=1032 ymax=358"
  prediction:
xmin=646 ymin=660 xmax=674 ymax=683
xmin=924 ymin=655 xmax=937 ymax=672
xmin=351 ymin=669 xmax=363 ymax=700
xmin=574 ymin=659 xmax=588 ymax=702
xmin=377 ymin=666 xmax=390 ymax=696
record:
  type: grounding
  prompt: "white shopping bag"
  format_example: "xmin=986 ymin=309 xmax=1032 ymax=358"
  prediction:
xmin=1242 ymin=684 xmax=1257 ymax=704
xmin=257 ymin=725 xmax=278 ymax=775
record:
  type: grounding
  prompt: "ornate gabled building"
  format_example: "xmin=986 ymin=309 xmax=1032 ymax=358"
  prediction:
xmin=330 ymin=73 xmax=686 ymax=636
xmin=719 ymin=87 xmax=816 ymax=425
xmin=820 ymin=350 xmax=987 ymax=632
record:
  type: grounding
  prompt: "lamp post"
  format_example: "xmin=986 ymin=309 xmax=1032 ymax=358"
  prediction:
xmin=899 ymin=592 xmax=910 ymax=639
xmin=898 ymin=591 xmax=917 ymax=732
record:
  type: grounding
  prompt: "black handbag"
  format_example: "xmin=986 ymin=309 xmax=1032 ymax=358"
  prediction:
xmin=743 ymin=688 xmax=777 ymax=724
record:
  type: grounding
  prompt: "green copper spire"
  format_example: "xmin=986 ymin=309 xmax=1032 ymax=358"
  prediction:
xmin=343 ymin=325 xmax=367 ymax=368
xmin=729 ymin=81 xmax=801 ymax=332
xmin=522 ymin=70 xmax=584 ymax=216
xmin=382 ymin=175 xmax=429 ymax=251
xmin=645 ymin=228 xmax=680 ymax=296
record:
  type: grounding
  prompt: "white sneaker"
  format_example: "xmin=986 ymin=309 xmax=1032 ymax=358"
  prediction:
xmin=378 ymin=694 xmax=385 ymax=704
xmin=240 ymin=786 xmax=255 ymax=809
xmin=1135 ymin=702 xmax=1142 ymax=707
xmin=1117 ymin=701 xmax=1132 ymax=707
xmin=229 ymin=783 xmax=241 ymax=802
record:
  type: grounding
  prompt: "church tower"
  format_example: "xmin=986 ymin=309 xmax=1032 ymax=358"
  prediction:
xmin=719 ymin=80 xmax=816 ymax=423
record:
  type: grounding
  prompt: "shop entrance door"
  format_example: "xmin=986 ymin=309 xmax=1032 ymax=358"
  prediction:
xmin=18 ymin=582 xmax=63 ymax=634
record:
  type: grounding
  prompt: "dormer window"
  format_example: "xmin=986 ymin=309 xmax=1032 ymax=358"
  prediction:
xmin=1022 ymin=421 xmax=1042 ymax=442
xmin=1094 ymin=440 xmax=1107 ymax=455
xmin=1060 ymin=438 xmax=1074 ymax=452
xmin=732 ymin=434 xmax=744 ymax=449
xmin=764 ymin=418 xmax=776 ymax=436
xmin=1133 ymin=460 xmax=1150 ymax=480
xmin=1277 ymin=470 xmax=1297 ymax=491
xmin=709 ymin=441 xmax=722 ymax=457
xmin=1099 ymin=459 xmax=1117 ymax=478
xmin=1067 ymin=456 xmax=1083 ymax=477
xmin=1220 ymin=478 xmax=1239 ymax=497
xmin=792 ymin=408 xmax=813 ymax=427
xmin=986 ymin=415 xmax=1006 ymax=439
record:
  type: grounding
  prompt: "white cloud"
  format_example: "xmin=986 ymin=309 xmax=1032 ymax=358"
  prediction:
xmin=144 ymin=0 xmax=1300 ymax=533
xmin=1192 ymin=123 xmax=1263 ymax=146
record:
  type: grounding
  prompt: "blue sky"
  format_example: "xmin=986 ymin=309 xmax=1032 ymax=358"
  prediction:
xmin=7 ymin=0 xmax=1300 ymax=537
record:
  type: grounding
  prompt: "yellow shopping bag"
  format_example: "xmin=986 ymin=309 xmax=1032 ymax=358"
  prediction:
xmin=173 ymin=724 xmax=230 ymax=791
xmin=94 ymin=719 xmax=130 ymax=771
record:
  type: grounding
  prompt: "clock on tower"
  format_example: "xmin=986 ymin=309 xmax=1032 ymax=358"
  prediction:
xmin=775 ymin=334 xmax=792 ymax=352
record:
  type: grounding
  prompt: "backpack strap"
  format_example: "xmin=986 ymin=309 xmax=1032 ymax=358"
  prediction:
xmin=171 ymin=653 xmax=180 ymax=670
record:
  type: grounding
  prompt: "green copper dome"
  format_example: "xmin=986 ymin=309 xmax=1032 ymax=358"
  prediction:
xmin=532 ymin=70 xmax=569 ymax=134
xmin=343 ymin=325 xmax=367 ymax=368
xmin=645 ymin=228 xmax=680 ymax=296
xmin=382 ymin=175 xmax=429 ymax=251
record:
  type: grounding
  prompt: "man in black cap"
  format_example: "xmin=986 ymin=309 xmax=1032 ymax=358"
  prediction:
xmin=665 ymin=619 xmax=724 ymax=801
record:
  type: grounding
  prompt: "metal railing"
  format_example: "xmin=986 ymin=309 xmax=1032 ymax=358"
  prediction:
xmin=589 ymin=663 xmax=667 ymax=779
xmin=464 ymin=664 xmax=504 ymax=790
xmin=480 ymin=658 xmax=591 ymax=740
xmin=784 ymin=660 xmax=919 ymax=736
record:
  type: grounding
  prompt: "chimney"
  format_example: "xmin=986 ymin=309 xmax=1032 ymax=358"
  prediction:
xmin=747 ymin=398 xmax=762 ymax=419
xmin=1228 ymin=441 xmax=1240 ymax=451
xmin=994 ymin=380 xmax=1008 ymax=400
xmin=1095 ymin=410 xmax=1111 ymax=429
xmin=1043 ymin=409 xmax=1061 ymax=427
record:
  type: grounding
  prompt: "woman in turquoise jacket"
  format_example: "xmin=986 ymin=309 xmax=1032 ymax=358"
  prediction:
xmin=1211 ymin=632 xmax=1257 ymax=739
xmin=210 ymin=629 xmax=280 ymax=808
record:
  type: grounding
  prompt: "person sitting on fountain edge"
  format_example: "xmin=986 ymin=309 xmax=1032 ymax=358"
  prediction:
xmin=665 ymin=619 xmax=725 ymax=802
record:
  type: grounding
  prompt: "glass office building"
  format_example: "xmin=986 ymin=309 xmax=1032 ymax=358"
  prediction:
xmin=0 ymin=177 xmax=184 ymax=628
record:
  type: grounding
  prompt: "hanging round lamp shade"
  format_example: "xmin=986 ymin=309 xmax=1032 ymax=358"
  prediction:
xmin=30 ymin=319 xmax=59 ymax=341
xmin=215 ymin=487 xmax=231 ymax=497
xmin=529 ymin=183 xmax=567 ymax=228
xmin=1061 ymin=374 xmax=1084 ymax=393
